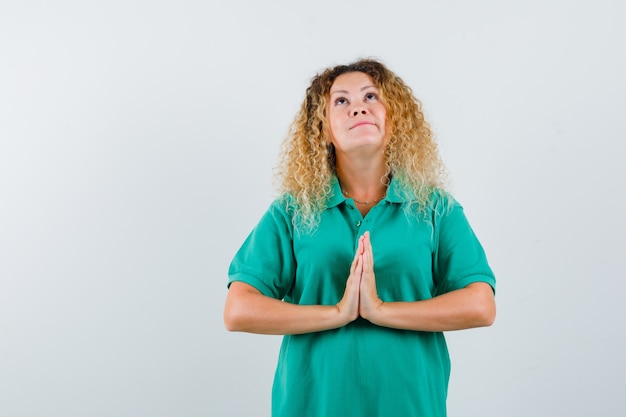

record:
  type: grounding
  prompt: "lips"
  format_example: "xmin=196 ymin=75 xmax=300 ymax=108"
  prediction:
xmin=350 ymin=121 xmax=375 ymax=129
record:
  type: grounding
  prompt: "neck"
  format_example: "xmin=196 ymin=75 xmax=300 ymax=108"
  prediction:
xmin=336 ymin=159 xmax=388 ymax=204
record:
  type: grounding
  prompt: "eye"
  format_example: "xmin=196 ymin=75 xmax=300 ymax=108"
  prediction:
xmin=365 ymin=92 xmax=377 ymax=101
xmin=334 ymin=97 xmax=348 ymax=105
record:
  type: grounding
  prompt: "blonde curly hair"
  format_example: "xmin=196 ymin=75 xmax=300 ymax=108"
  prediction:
xmin=275 ymin=59 xmax=448 ymax=231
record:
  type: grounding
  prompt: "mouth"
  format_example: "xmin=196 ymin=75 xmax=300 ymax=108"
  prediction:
xmin=350 ymin=121 xmax=375 ymax=129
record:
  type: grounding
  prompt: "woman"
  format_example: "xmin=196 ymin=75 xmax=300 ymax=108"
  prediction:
xmin=224 ymin=59 xmax=496 ymax=417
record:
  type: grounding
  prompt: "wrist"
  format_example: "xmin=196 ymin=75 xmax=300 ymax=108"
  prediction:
xmin=335 ymin=302 xmax=358 ymax=327
xmin=361 ymin=299 xmax=384 ymax=323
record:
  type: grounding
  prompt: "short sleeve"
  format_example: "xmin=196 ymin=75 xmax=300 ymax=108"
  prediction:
xmin=432 ymin=199 xmax=496 ymax=296
xmin=227 ymin=200 xmax=296 ymax=300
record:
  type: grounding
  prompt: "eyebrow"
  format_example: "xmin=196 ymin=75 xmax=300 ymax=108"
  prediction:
xmin=330 ymin=85 xmax=377 ymax=96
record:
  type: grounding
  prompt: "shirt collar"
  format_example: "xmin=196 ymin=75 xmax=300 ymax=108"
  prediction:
xmin=326 ymin=176 xmax=345 ymax=208
xmin=326 ymin=175 xmax=406 ymax=209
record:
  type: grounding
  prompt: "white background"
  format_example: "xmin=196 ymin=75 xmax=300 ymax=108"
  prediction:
xmin=1 ymin=1 xmax=625 ymax=416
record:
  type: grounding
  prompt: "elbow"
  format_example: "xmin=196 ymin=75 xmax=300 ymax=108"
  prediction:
xmin=223 ymin=309 xmax=237 ymax=332
xmin=474 ymin=299 xmax=496 ymax=327
xmin=479 ymin=308 xmax=496 ymax=327
xmin=224 ymin=282 xmax=264 ymax=332
xmin=465 ymin=282 xmax=496 ymax=328
xmin=223 ymin=300 xmax=247 ymax=332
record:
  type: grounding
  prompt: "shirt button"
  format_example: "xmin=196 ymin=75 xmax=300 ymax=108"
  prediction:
xmin=355 ymin=220 xmax=362 ymax=227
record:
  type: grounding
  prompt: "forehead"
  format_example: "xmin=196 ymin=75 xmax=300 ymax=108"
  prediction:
xmin=330 ymin=71 xmax=376 ymax=93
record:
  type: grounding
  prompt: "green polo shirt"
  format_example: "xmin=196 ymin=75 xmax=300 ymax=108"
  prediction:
xmin=228 ymin=176 xmax=495 ymax=417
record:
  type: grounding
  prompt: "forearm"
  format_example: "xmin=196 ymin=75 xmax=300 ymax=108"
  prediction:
xmin=224 ymin=282 xmax=352 ymax=335
xmin=363 ymin=282 xmax=496 ymax=332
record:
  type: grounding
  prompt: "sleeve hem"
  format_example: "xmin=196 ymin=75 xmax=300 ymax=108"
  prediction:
xmin=448 ymin=274 xmax=496 ymax=295
xmin=228 ymin=271 xmax=280 ymax=299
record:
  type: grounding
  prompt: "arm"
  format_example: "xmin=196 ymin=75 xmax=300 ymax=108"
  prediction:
xmin=360 ymin=282 xmax=495 ymax=332
xmin=224 ymin=237 xmax=364 ymax=335
xmin=224 ymin=282 xmax=354 ymax=335
xmin=358 ymin=231 xmax=496 ymax=332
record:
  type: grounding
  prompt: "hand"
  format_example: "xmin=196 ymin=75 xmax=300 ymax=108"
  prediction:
xmin=358 ymin=231 xmax=383 ymax=320
xmin=335 ymin=235 xmax=363 ymax=324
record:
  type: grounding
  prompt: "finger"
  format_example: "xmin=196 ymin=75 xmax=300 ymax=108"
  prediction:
xmin=350 ymin=238 xmax=364 ymax=273
xmin=364 ymin=232 xmax=374 ymax=267
xmin=363 ymin=231 xmax=371 ymax=249
xmin=350 ymin=252 xmax=359 ymax=274
xmin=351 ymin=235 xmax=367 ymax=270
xmin=356 ymin=253 xmax=364 ymax=274
xmin=363 ymin=248 xmax=372 ymax=271
xmin=359 ymin=237 xmax=370 ymax=269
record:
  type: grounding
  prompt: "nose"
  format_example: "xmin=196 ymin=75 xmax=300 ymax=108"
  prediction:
xmin=351 ymin=107 xmax=367 ymax=116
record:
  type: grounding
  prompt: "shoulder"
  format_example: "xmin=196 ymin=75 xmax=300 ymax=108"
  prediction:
xmin=429 ymin=190 xmax=467 ymax=223
xmin=428 ymin=188 xmax=456 ymax=211
xmin=268 ymin=194 xmax=296 ymax=217
xmin=255 ymin=194 xmax=296 ymax=233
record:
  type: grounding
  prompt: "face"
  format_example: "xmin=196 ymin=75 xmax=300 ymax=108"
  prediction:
xmin=327 ymin=71 xmax=387 ymax=156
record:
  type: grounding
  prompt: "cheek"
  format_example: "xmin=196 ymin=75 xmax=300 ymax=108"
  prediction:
xmin=328 ymin=114 xmax=341 ymax=138
xmin=379 ymin=108 xmax=388 ymax=130
xmin=377 ymin=105 xmax=387 ymax=120
xmin=325 ymin=120 xmax=336 ymax=144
